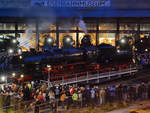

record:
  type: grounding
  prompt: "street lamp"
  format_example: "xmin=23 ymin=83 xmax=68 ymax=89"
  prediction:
xmin=47 ymin=65 xmax=51 ymax=88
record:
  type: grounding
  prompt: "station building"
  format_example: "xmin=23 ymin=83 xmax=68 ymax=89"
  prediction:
xmin=0 ymin=0 xmax=150 ymax=50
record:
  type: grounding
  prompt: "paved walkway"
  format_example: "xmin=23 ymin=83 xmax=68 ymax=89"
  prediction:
xmin=107 ymin=106 xmax=137 ymax=113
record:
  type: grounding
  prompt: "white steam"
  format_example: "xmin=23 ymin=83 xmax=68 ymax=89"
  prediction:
xmin=78 ymin=19 xmax=87 ymax=33
xmin=18 ymin=25 xmax=35 ymax=50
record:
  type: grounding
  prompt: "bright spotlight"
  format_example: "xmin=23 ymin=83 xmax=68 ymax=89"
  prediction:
xmin=8 ymin=49 xmax=14 ymax=54
xmin=1 ymin=76 xmax=6 ymax=81
xmin=135 ymin=48 xmax=137 ymax=51
xmin=20 ymin=74 xmax=24 ymax=78
xmin=120 ymin=39 xmax=126 ymax=44
xmin=12 ymin=39 xmax=17 ymax=44
xmin=12 ymin=73 xmax=16 ymax=77
xmin=145 ymin=49 xmax=148 ymax=52
xmin=141 ymin=40 xmax=143 ymax=43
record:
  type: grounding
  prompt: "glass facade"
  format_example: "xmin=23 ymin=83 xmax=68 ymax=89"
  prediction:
xmin=1 ymin=19 xmax=150 ymax=51
xmin=140 ymin=24 xmax=150 ymax=31
xmin=119 ymin=24 xmax=138 ymax=31
xmin=0 ymin=23 xmax=15 ymax=30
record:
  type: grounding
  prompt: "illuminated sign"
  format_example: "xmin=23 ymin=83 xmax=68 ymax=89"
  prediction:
xmin=31 ymin=0 xmax=111 ymax=8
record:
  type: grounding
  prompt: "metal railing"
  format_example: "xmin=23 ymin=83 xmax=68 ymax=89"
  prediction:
xmin=41 ymin=65 xmax=138 ymax=86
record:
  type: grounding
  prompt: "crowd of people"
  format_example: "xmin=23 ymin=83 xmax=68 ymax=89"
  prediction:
xmin=0 ymin=80 xmax=150 ymax=113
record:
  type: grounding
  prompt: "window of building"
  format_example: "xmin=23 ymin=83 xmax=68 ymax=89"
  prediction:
xmin=98 ymin=33 xmax=115 ymax=46
xmin=59 ymin=33 xmax=76 ymax=48
xmin=18 ymin=23 xmax=36 ymax=31
xmin=78 ymin=33 xmax=96 ymax=46
xmin=78 ymin=23 xmax=97 ymax=31
xmin=99 ymin=23 xmax=117 ymax=30
xmin=18 ymin=23 xmax=26 ymax=30
xmin=119 ymin=24 xmax=137 ymax=30
xmin=39 ymin=23 xmax=56 ymax=31
xmin=59 ymin=25 xmax=76 ymax=30
xmin=140 ymin=24 xmax=150 ymax=31
xmin=0 ymin=23 xmax=15 ymax=30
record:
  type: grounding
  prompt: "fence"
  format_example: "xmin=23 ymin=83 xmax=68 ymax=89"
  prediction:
xmin=0 ymin=98 xmax=57 ymax=113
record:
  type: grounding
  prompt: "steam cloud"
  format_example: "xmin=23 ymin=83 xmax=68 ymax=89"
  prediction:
xmin=78 ymin=19 xmax=87 ymax=33
xmin=18 ymin=25 xmax=35 ymax=50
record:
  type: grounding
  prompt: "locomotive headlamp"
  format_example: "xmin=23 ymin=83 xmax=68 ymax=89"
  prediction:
xmin=47 ymin=38 xmax=53 ymax=43
xmin=66 ymin=37 xmax=71 ymax=42
xmin=12 ymin=39 xmax=17 ymax=44
xmin=8 ymin=48 xmax=14 ymax=54
xmin=120 ymin=39 xmax=126 ymax=44
xmin=45 ymin=36 xmax=54 ymax=46
xmin=17 ymin=48 xmax=22 ymax=54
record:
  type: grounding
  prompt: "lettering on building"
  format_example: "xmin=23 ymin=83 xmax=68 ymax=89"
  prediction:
xmin=31 ymin=0 xmax=111 ymax=8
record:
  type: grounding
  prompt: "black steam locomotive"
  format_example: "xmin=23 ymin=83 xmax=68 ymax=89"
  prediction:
xmin=11 ymin=35 xmax=133 ymax=82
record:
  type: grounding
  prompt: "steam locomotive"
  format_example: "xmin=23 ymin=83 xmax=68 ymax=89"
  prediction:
xmin=11 ymin=35 xmax=133 ymax=82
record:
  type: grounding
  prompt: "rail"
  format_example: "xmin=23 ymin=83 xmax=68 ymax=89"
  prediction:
xmin=41 ymin=66 xmax=138 ymax=86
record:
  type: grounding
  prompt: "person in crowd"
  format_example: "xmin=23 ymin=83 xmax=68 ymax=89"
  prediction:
xmin=99 ymin=88 xmax=106 ymax=105
xmin=60 ymin=91 xmax=66 ymax=109
xmin=2 ymin=80 xmax=150 ymax=112
xmin=109 ymin=86 xmax=116 ymax=103
xmin=72 ymin=90 xmax=78 ymax=108
xmin=90 ymin=88 xmax=96 ymax=108
xmin=78 ymin=90 xmax=82 ymax=108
